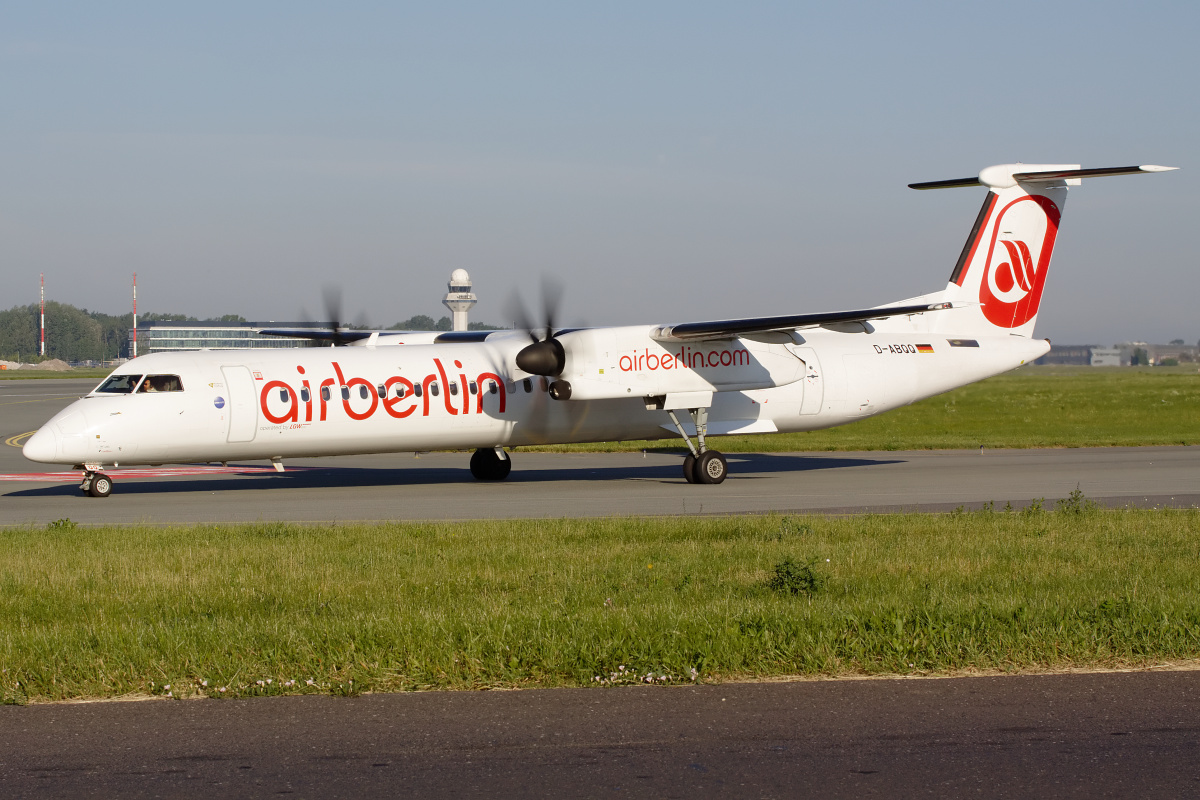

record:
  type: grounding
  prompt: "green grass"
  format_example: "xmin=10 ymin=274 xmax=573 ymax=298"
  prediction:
xmin=522 ymin=366 xmax=1200 ymax=452
xmin=0 ymin=369 xmax=109 ymax=380
xmin=3 ymin=508 xmax=1198 ymax=702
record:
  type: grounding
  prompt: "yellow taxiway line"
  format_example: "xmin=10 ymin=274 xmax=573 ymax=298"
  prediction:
xmin=5 ymin=431 xmax=36 ymax=448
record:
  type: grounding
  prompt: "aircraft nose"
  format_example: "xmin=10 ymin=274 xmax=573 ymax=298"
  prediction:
xmin=22 ymin=427 xmax=60 ymax=463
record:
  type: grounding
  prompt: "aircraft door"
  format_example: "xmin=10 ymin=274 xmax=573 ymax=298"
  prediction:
xmin=787 ymin=346 xmax=824 ymax=415
xmin=221 ymin=366 xmax=259 ymax=443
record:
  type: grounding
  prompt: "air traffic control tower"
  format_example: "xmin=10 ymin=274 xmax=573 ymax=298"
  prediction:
xmin=442 ymin=269 xmax=477 ymax=331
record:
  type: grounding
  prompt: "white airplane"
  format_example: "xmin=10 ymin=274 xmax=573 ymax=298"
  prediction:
xmin=24 ymin=162 xmax=1176 ymax=497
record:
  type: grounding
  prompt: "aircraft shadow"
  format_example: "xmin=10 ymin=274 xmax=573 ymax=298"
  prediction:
xmin=3 ymin=453 xmax=903 ymax=497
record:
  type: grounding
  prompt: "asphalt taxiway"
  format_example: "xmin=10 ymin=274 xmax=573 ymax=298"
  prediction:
xmin=3 ymin=379 xmax=1198 ymax=525
xmin=2 ymin=669 xmax=1199 ymax=798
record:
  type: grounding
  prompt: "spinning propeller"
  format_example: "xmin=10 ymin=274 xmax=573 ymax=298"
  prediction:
xmin=509 ymin=280 xmax=572 ymax=399
xmin=290 ymin=288 xmax=371 ymax=346
xmin=320 ymin=288 xmax=355 ymax=347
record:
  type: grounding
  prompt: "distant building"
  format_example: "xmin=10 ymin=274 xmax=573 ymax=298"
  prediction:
xmin=1034 ymin=345 xmax=1095 ymax=366
xmin=1145 ymin=343 xmax=1198 ymax=365
xmin=1035 ymin=343 xmax=1197 ymax=367
xmin=128 ymin=321 xmax=321 ymax=355
xmin=1089 ymin=348 xmax=1123 ymax=367
xmin=1115 ymin=342 xmax=1198 ymax=366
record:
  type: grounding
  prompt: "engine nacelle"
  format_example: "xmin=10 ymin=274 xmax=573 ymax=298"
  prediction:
xmin=551 ymin=326 xmax=804 ymax=401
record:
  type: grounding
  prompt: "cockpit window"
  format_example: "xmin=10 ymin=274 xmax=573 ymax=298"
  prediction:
xmin=95 ymin=374 xmax=144 ymax=394
xmin=137 ymin=375 xmax=185 ymax=393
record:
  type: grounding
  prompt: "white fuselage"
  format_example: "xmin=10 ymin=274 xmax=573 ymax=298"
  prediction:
xmin=23 ymin=327 xmax=1048 ymax=467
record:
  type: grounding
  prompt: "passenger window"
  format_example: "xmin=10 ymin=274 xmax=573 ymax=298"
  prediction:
xmin=469 ymin=381 xmax=478 ymax=395
xmin=488 ymin=381 xmax=497 ymax=394
xmin=321 ymin=386 xmax=331 ymax=402
xmin=96 ymin=374 xmax=143 ymax=394
xmin=301 ymin=387 xmax=311 ymax=403
xmin=279 ymin=388 xmax=289 ymax=402
xmin=449 ymin=381 xmax=458 ymax=396
xmin=359 ymin=385 xmax=369 ymax=400
xmin=395 ymin=385 xmax=406 ymax=399
xmin=523 ymin=379 xmax=532 ymax=393
xmin=341 ymin=386 xmax=350 ymax=400
xmin=414 ymin=384 xmax=423 ymax=398
xmin=430 ymin=382 xmax=440 ymax=397
xmin=376 ymin=384 xmax=386 ymax=399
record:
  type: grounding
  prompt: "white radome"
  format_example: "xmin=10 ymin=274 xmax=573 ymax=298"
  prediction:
xmin=450 ymin=268 xmax=470 ymax=283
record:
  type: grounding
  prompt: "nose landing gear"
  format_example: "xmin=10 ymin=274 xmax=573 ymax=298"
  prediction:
xmin=79 ymin=467 xmax=113 ymax=498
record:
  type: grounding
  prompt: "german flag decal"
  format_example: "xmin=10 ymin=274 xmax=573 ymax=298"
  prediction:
xmin=916 ymin=344 xmax=935 ymax=354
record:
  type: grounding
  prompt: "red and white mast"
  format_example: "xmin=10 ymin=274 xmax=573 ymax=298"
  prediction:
xmin=132 ymin=272 xmax=138 ymax=358
xmin=39 ymin=273 xmax=45 ymax=357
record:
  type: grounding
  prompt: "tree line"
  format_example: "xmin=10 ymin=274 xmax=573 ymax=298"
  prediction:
xmin=0 ymin=303 xmax=501 ymax=363
xmin=388 ymin=315 xmax=500 ymax=332
xmin=0 ymin=303 xmax=132 ymax=363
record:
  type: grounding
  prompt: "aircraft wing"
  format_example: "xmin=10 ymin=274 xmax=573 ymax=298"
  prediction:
xmin=260 ymin=304 xmax=950 ymax=345
xmin=651 ymin=301 xmax=949 ymax=342
xmin=256 ymin=328 xmax=377 ymax=343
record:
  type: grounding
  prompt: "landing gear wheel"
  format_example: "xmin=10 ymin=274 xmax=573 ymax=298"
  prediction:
xmin=470 ymin=448 xmax=512 ymax=481
xmin=695 ymin=451 xmax=727 ymax=485
xmin=87 ymin=473 xmax=113 ymax=498
xmin=682 ymin=453 xmax=698 ymax=484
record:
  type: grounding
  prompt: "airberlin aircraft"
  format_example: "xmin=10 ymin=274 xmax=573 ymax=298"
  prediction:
xmin=24 ymin=162 xmax=1176 ymax=496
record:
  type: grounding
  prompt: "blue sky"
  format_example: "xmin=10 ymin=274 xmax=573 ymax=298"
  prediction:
xmin=2 ymin=2 xmax=1195 ymax=344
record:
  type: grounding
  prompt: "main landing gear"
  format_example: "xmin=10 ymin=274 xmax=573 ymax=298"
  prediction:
xmin=79 ymin=466 xmax=113 ymax=498
xmin=667 ymin=407 xmax=728 ymax=485
xmin=470 ymin=447 xmax=512 ymax=481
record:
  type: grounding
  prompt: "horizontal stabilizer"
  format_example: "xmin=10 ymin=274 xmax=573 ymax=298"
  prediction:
xmin=911 ymin=163 xmax=1177 ymax=190
xmin=1011 ymin=164 xmax=1178 ymax=182
xmin=653 ymin=302 xmax=950 ymax=342
xmin=908 ymin=176 xmax=982 ymax=190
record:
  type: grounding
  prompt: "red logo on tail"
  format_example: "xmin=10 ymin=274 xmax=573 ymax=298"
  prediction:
xmin=978 ymin=195 xmax=1060 ymax=328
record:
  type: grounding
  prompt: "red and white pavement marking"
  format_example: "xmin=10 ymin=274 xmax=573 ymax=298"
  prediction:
xmin=0 ymin=465 xmax=305 ymax=482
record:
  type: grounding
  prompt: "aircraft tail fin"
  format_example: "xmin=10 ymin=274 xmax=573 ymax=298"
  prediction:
xmin=910 ymin=163 xmax=1176 ymax=337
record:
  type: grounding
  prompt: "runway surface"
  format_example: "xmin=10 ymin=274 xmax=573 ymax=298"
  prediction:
xmin=2 ymin=670 xmax=1199 ymax=798
xmin=3 ymin=379 xmax=1198 ymax=525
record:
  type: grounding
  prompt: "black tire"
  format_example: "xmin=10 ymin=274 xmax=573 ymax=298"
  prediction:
xmin=88 ymin=474 xmax=113 ymax=498
xmin=492 ymin=454 xmax=512 ymax=481
xmin=683 ymin=453 xmax=698 ymax=484
xmin=695 ymin=451 xmax=728 ymax=485
xmin=470 ymin=448 xmax=512 ymax=481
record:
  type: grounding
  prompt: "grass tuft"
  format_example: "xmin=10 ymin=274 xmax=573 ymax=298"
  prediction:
xmin=768 ymin=557 xmax=826 ymax=596
xmin=1056 ymin=486 xmax=1100 ymax=515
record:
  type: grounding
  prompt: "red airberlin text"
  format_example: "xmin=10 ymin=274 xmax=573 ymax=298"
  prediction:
xmin=258 ymin=359 xmax=506 ymax=425
xmin=619 ymin=347 xmax=750 ymax=372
